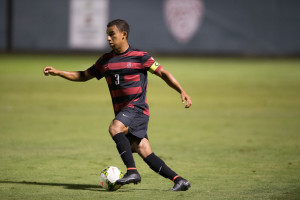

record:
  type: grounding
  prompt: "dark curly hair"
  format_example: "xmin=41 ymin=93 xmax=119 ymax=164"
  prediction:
xmin=107 ymin=19 xmax=130 ymax=39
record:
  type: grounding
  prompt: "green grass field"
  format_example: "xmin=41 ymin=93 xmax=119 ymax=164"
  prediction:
xmin=0 ymin=54 xmax=299 ymax=199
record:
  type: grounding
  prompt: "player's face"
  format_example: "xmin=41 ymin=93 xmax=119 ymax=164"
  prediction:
xmin=106 ymin=25 xmax=126 ymax=51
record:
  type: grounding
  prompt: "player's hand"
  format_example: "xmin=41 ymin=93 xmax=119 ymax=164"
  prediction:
xmin=43 ymin=66 xmax=58 ymax=76
xmin=181 ymin=91 xmax=192 ymax=108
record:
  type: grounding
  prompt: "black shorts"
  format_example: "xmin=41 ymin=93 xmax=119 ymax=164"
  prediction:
xmin=114 ymin=107 xmax=149 ymax=139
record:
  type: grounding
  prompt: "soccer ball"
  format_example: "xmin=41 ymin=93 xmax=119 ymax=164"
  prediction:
xmin=99 ymin=166 xmax=124 ymax=191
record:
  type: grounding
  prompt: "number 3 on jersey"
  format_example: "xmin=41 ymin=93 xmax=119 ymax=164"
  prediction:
xmin=114 ymin=74 xmax=120 ymax=85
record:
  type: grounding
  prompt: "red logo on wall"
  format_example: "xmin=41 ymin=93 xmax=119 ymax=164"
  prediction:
xmin=164 ymin=0 xmax=204 ymax=44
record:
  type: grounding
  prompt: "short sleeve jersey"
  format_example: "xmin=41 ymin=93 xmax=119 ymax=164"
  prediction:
xmin=87 ymin=47 xmax=162 ymax=116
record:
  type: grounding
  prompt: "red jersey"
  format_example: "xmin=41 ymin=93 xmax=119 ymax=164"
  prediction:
xmin=87 ymin=47 xmax=162 ymax=116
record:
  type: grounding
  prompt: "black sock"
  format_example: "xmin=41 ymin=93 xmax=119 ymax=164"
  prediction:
xmin=144 ymin=153 xmax=178 ymax=181
xmin=112 ymin=133 xmax=136 ymax=172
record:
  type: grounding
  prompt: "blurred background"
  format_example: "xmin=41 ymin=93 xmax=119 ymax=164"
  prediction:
xmin=1 ymin=0 xmax=300 ymax=56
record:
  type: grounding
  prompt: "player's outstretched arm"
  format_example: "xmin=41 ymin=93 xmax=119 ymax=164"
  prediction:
xmin=43 ymin=66 xmax=94 ymax=82
xmin=155 ymin=68 xmax=192 ymax=108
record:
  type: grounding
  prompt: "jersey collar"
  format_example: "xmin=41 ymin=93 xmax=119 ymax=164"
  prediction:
xmin=115 ymin=46 xmax=131 ymax=55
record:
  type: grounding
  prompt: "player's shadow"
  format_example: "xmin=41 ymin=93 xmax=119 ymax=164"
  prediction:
xmin=0 ymin=180 xmax=104 ymax=192
xmin=0 ymin=180 xmax=159 ymax=192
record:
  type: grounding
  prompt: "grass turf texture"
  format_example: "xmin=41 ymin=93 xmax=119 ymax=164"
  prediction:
xmin=0 ymin=54 xmax=299 ymax=199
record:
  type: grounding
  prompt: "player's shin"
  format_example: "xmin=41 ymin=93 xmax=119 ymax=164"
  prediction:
xmin=112 ymin=132 xmax=137 ymax=173
xmin=143 ymin=152 xmax=180 ymax=181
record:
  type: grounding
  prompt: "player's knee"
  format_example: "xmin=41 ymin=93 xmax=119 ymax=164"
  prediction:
xmin=137 ymin=138 xmax=152 ymax=158
xmin=109 ymin=120 xmax=127 ymax=136
xmin=109 ymin=124 xmax=119 ymax=136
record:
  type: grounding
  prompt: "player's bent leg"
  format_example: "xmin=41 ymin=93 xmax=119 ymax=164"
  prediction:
xmin=135 ymin=138 xmax=190 ymax=191
xmin=109 ymin=120 xmax=141 ymax=185
xmin=134 ymin=137 xmax=153 ymax=159
xmin=109 ymin=120 xmax=129 ymax=136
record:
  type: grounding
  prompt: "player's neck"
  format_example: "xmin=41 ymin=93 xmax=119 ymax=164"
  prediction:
xmin=114 ymin=43 xmax=129 ymax=54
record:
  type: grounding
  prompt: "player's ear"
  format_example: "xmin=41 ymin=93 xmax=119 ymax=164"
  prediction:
xmin=122 ymin=31 xmax=127 ymax=40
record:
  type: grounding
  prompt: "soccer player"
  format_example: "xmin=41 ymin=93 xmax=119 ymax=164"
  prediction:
xmin=43 ymin=19 xmax=192 ymax=191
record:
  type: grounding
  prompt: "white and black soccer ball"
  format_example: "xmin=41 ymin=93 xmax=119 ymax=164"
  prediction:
xmin=99 ymin=166 xmax=123 ymax=191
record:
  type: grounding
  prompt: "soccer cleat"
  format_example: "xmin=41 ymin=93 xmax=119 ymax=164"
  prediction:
xmin=115 ymin=172 xmax=141 ymax=185
xmin=170 ymin=178 xmax=191 ymax=191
